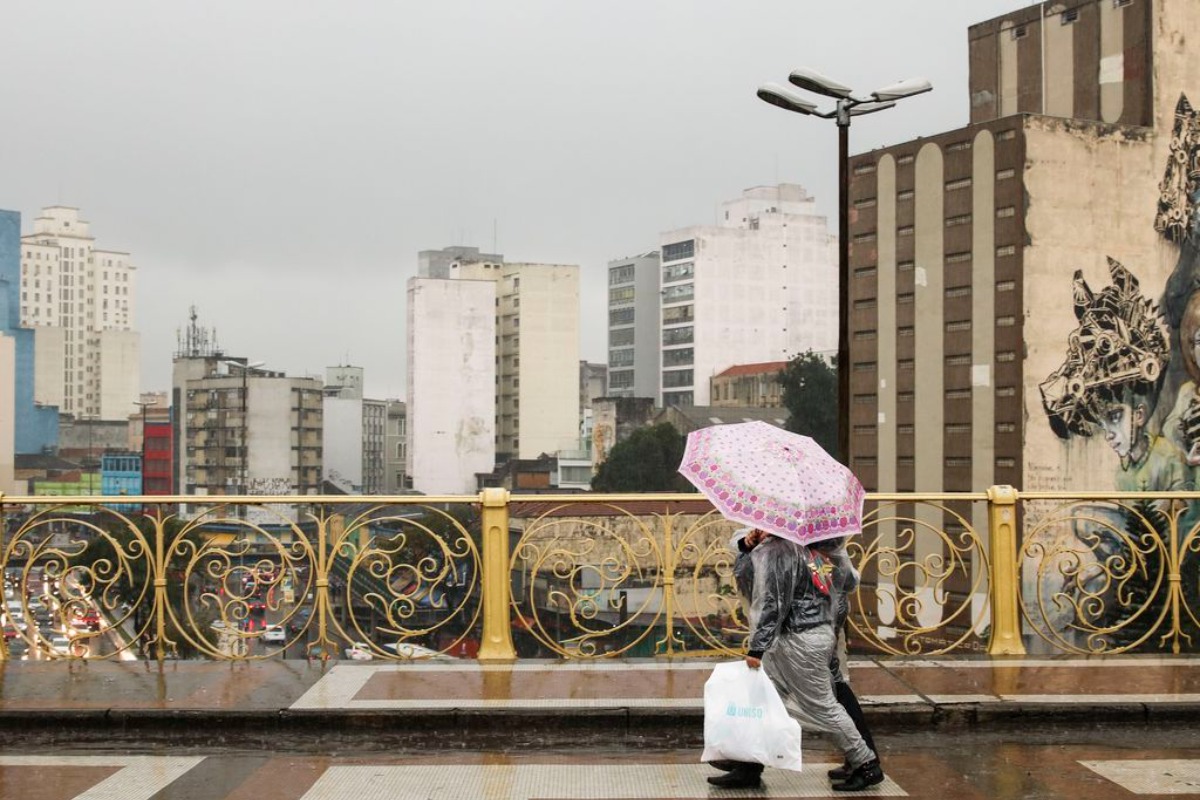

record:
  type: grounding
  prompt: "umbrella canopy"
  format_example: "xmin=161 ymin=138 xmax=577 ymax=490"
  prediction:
xmin=678 ymin=421 xmax=864 ymax=546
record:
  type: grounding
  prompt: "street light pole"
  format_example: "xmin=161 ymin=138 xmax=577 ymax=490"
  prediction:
xmin=757 ymin=71 xmax=931 ymax=464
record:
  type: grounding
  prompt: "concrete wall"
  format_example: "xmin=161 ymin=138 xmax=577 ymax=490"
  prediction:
xmin=511 ymin=263 xmax=579 ymax=459
xmin=98 ymin=329 xmax=140 ymax=422
xmin=323 ymin=394 xmax=363 ymax=490
xmin=407 ymin=277 xmax=496 ymax=494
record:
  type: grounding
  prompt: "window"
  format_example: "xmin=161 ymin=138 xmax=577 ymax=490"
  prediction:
xmin=853 ymin=232 xmax=877 ymax=243
xmin=609 ymin=287 xmax=635 ymax=304
xmin=609 ymin=370 xmax=634 ymax=389
xmin=945 ymin=286 xmax=971 ymax=298
xmin=996 ymin=245 xmax=1017 ymax=257
xmin=854 ymin=298 xmax=877 ymax=310
xmin=946 ymin=214 xmax=973 ymax=227
xmin=853 ymin=198 xmax=877 ymax=210
xmin=608 ymin=308 xmax=634 ymax=326
xmin=897 ymin=189 xmax=915 ymax=201
xmin=1012 ymin=25 xmax=1028 ymax=40
xmin=946 ymin=320 xmax=972 ymax=332
xmin=662 ymin=240 xmax=695 ymax=262
xmin=897 ymin=226 xmax=914 ymax=237
xmin=946 ymin=140 xmax=973 ymax=153
xmin=662 ymin=391 xmax=693 ymax=407
xmin=663 ymin=348 xmax=694 ymax=367
xmin=609 ymin=264 xmax=636 ymax=285
xmin=853 ymin=162 xmax=877 ymax=176
xmin=1062 ymin=8 xmax=1079 ymax=23
xmin=945 ymin=177 xmax=973 ymax=191
xmin=854 ymin=266 xmax=877 ymax=278
xmin=997 ymin=206 xmax=1016 ymax=218
xmin=661 ymin=284 xmax=694 ymax=303
xmin=662 ymin=305 xmax=694 ymax=324
xmin=897 ymin=154 xmax=915 ymax=165
xmin=662 ymin=261 xmax=694 ymax=283
xmin=610 ymin=328 xmax=635 ymax=347
xmin=609 ymin=349 xmax=634 ymax=367
xmin=996 ymin=168 xmax=1016 ymax=180
xmin=662 ymin=369 xmax=693 ymax=388
xmin=662 ymin=326 xmax=693 ymax=345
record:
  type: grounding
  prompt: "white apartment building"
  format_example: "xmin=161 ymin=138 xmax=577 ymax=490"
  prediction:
xmin=406 ymin=277 xmax=497 ymax=494
xmin=19 ymin=207 xmax=139 ymax=420
xmin=321 ymin=365 xmax=387 ymax=494
xmin=606 ymin=252 xmax=660 ymax=398
xmin=658 ymin=184 xmax=837 ymax=406
xmin=450 ymin=260 xmax=580 ymax=461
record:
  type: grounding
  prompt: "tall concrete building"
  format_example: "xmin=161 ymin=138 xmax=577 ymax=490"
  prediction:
xmin=383 ymin=399 xmax=409 ymax=493
xmin=846 ymin=0 xmax=1200 ymax=502
xmin=1 ymin=209 xmax=58 ymax=457
xmin=605 ymin=252 xmax=660 ymax=398
xmin=20 ymin=207 xmax=139 ymax=422
xmin=321 ymin=365 xmax=387 ymax=494
xmin=407 ymin=254 xmax=581 ymax=493
xmin=406 ymin=276 xmax=496 ymax=494
xmin=171 ymin=310 xmax=322 ymax=500
xmin=447 ymin=259 xmax=580 ymax=462
xmin=658 ymin=185 xmax=838 ymax=407
xmin=417 ymin=246 xmax=504 ymax=280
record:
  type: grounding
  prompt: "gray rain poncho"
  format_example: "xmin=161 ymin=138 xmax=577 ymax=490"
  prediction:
xmin=730 ymin=530 xmax=875 ymax=769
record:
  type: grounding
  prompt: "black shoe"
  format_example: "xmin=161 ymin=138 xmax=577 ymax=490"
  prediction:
xmin=708 ymin=760 xmax=741 ymax=772
xmin=833 ymin=759 xmax=884 ymax=792
xmin=827 ymin=761 xmax=851 ymax=780
xmin=706 ymin=764 xmax=764 ymax=789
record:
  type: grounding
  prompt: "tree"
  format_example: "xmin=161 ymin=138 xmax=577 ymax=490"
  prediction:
xmin=778 ymin=350 xmax=839 ymax=459
xmin=591 ymin=422 xmax=690 ymax=492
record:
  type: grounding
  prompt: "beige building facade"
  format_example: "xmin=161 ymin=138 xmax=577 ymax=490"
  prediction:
xmin=19 ymin=207 xmax=139 ymax=421
xmin=848 ymin=0 xmax=1200 ymax=501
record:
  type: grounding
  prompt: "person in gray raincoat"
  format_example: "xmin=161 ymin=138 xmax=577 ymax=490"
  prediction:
xmin=707 ymin=528 xmax=882 ymax=791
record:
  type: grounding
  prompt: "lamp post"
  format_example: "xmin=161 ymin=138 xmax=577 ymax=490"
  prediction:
xmin=221 ymin=360 xmax=265 ymax=510
xmin=132 ymin=398 xmax=159 ymax=500
xmin=757 ymin=69 xmax=931 ymax=464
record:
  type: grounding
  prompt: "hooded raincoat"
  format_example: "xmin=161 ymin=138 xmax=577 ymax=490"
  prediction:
xmin=731 ymin=530 xmax=875 ymax=770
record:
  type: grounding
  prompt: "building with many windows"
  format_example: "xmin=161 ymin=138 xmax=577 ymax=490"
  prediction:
xmin=384 ymin=399 xmax=410 ymax=494
xmin=657 ymin=185 xmax=838 ymax=407
xmin=846 ymin=0 xmax=1200 ymax=505
xmin=19 ymin=207 xmax=139 ymax=422
xmin=1 ymin=208 xmax=58 ymax=459
xmin=605 ymin=252 xmax=660 ymax=398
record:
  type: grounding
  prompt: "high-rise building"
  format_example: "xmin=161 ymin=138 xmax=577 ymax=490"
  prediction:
xmin=605 ymin=252 xmax=661 ymax=398
xmin=448 ymin=260 xmax=580 ymax=462
xmin=406 ymin=277 xmax=496 ymax=494
xmin=657 ymin=185 xmax=838 ymax=407
xmin=384 ymin=399 xmax=409 ymax=494
xmin=19 ymin=207 xmax=139 ymax=422
xmin=846 ymin=0 xmax=1200 ymax=501
xmin=321 ymin=365 xmax=387 ymax=494
xmin=0 ymin=209 xmax=58 ymax=458
xmin=171 ymin=310 xmax=322 ymax=501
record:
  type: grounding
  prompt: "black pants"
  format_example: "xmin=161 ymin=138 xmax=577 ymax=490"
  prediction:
xmin=834 ymin=679 xmax=877 ymax=757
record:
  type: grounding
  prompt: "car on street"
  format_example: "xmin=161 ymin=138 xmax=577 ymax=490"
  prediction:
xmin=343 ymin=642 xmax=375 ymax=661
xmin=381 ymin=642 xmax=451 ymax=660
xmin=261 ymin=625 xmax=286 ymax=644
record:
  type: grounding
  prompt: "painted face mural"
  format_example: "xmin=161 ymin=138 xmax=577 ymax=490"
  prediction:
xmin=1041 ymin=95 xmax=1200 ymax=494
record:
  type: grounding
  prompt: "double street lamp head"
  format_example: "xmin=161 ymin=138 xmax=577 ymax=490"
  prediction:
xmin=758 ymin=66 xmax=932 ymax=121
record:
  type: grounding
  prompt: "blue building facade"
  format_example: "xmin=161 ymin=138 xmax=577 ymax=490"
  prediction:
xmin=0 ymin=209 xmax=59 ymax=454
xmin=101 ymin=452 xmax=142 ymax=511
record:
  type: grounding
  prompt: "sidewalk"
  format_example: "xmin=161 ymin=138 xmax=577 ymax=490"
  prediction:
xmin=2 ymin=655 xmax=1199 ymax=749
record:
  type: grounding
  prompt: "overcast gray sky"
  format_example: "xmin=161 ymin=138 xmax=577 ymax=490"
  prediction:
xmin=0 ymin=0 xmax=1022 ymax=399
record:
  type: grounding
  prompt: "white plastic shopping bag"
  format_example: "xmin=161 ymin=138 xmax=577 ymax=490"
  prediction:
xmin=701 ymin=661 xmax=803 ymax=772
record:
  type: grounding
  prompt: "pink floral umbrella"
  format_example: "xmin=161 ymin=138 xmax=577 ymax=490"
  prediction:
xmin=678 ymin=420 xmax=864 ymax=545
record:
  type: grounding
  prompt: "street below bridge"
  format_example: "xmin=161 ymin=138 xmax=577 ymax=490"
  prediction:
xmin=2 ymin=725 xmax=1198 ymax=799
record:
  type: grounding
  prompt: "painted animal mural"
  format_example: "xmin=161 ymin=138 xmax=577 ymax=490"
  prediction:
xmin=1035 ymin=94 xmax=1200 ymax=653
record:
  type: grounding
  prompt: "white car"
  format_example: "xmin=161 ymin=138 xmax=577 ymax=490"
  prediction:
xmin=382 ymin=642 xmax=448 ymax=660
xmin=343 ymin=642 xmax=374 ymax=661
xmin=260 ymin=625 xmax=286 ymax=644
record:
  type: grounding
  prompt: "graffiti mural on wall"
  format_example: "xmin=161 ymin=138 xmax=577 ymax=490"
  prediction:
xmin=1031 ymin=95 xmax=1200 ymax=653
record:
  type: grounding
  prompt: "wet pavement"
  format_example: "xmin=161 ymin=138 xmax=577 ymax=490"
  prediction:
xmin=2 ymin=726 xmax=1199 ymax=799
xmin=2 ymin=656 xmax=1199 ymax=796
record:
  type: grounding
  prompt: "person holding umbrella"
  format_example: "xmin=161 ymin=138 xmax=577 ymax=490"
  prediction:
xmin=679 ymin=422 xmax=883 ymax=792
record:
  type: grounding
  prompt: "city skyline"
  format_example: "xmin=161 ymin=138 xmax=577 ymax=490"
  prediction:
xmin=0 ymin=0 xmax=1019 ymax=399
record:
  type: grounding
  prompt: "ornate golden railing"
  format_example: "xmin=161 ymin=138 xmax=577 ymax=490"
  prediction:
xmin=1 ymin=487 xmax=1197 ymax=661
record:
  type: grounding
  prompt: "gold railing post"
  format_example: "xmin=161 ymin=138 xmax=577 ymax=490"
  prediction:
xmin=153 ymin=516 xmax=168 ymax=662
xmin=478 ymin=488 xmax=516 ymax=662
xmin=986 ymin=485 xmax=1025 ymax=655
xmin=661 ymin=513 xmax=676 ymax=656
